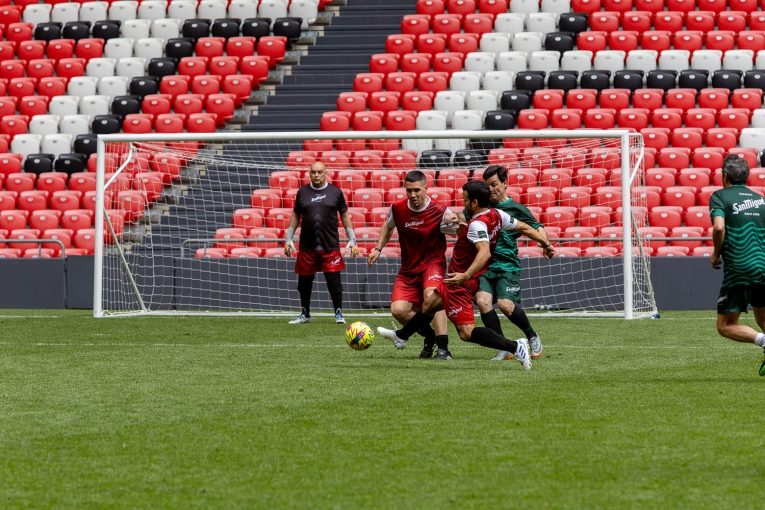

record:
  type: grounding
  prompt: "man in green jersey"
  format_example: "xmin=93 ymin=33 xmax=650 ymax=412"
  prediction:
xmin=710 ymin=155 xmax=765 ymax=376
xmin=476 ymin=165 xmax=551 ymax=361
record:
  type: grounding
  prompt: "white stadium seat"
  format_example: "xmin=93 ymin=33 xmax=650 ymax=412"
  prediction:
xmin=526 ymin=13 xmax=557 ymax=34
xmin=494 ymin=13 xmax=526 ymax=35
xmin=482 ymin=71 xmax=515 ymax=94
xmin=529 ymin=51 xmax=560 ymax=73
xmin=452 ymin=110 xmax=484 ymax=131
xmin=541 ymin=0 xmax=571 ymax=14
xmin=434 ymin=90 xmax=466 ymax=124
xmin=168 ymin=0 xmax=197 ymax=21
xmin=79 ymin=96 xmax=110 ymax=116
xmin=98 ymin=76 xmax=129 ymax=98
xmin=42 ymin=134 xmax=73 ymax=158
xmin=49 ymin=96 xmax=79 ymax=117
xmin=104 ymin=38 xmax=135 ymax=59
xmin=29 ymin=115 xmax=60 ymax=136
xmin=109 ymin=1 xmax=139 ymax=22
xmin=723 ymin=50 xmax=754 ymax=72
xmin=752 ymin=110 xmax=765 ymax=128
xmin=512 ymin=32 xmax=543 ymax=53
xmin=496 ymin=51 xmax=528 ymax=73
xmin=51 ymin=2 xmax=80 ymax=24
xmin=593 ymin=50 xmax=625 ymax=73
xmin=79 ymin=2 xmax=109 ymax=24
xmin=449 ymin=71 xmax=482 ymax=92
xmin=138 ymin=0 xmax=167 ymax=20
xmin=480 ymin=33 xmax=511 ymax=55
xmin=228 ymin=0 xmax=258 ymax=20
xmin=740 ymin=128 xmax=765 ymax=151
xmin=289 ymin=0 xmax=320 ymax=28
xmin=561 ymin=50 xmax=592 ymax=73
xmin=11 ymin=134 xmax=42 ymax=159
xmin=59 ymin=115 xmax=92 ymax=136
xmin=134 ymin=38 xmax=165 ymax=60
xmin=121 ymin=19 xmax=151 ymax=39
xmin=152 ymin=19 xmax=181 ymax=39
xmin=197 ymin=0 xmax=228 ymax=20
xmin=23 ymin=4 xmax=52 ymax=25
xmin=658 ymin=50 xmax=690 ymax=73
xmin=626 ymin=50 xmax=658 ymax=73
xmin=510 ymin=0 xmax=539 ymax=14
xmin=116 ymin=58 xmax=147 ymax=79
xmin=258 ymin=0 xmax=288 ymax=21
xmin=691 ymin=50 xmax=723 ymax=73
xmin=464 ymin=52 xmax=496 ymax=74
xmin=68 ymin=77 xmax=99 ymax=98
xmin=86 ymin=58 xmax=117 ymax=78
xmin=466 ymin=90 xmax=499 ymax=112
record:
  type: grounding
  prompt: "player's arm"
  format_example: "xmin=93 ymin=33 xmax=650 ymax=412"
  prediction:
xmin=709 ymin=193 xmax=725 ymax=270
xmin=284 ymin=211 xmax=300 ymax=256
xmin=339 ymin=209 xmax=360 ymax=257
xmin=444 ymin=241 xmax=491 ymax=285
xmin=711 ymin=216 xmax=726 ymax=270
xmin=513 ymin=220 xmax=555 ymax=259
xmin=368 ymin=210 xmax=395 ymax=265
xmin=440 ymin=209 xmax=461 ymax=236
xmin=513 ymin=204 xmax=550 ymax=245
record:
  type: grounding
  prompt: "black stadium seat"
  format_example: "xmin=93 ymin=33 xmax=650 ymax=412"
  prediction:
xmin=419 ymin=150 xmax=451 ymax=169
xmin=646 ymin=70 xmax=677 ymax=91
xmin=580 ymin=70 xmax=611 ymax=92
xmin=212 ymin=18 xmax=241 ymax=38
xmin=243 ymin=18 xmax=272 ymax=38
xmin=548 ymin=70 xmax=578 ymax=92
xmin=500 ymin=90 xmax=532 ymax=112
xmin=678 ymin=69 xmax=709 ymax=91
xmin=484 ymin=110 xmax=515 ymax=130
xmin=558 ymin=13 xmax=588 ymax=34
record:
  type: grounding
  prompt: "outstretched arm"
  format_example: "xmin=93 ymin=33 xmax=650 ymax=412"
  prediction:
xmin=340 ymin=209 xmax=360 ymax=257
xmin=513 ymin=220 xmax=555 ymax=259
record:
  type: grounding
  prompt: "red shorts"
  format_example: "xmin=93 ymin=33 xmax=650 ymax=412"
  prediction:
xmin=295 ymin=250 xmax=345 ymax=275
xmin=391 ymin=262 xmax=445 ymax=305
xmin=436 ymin=277 xmax=479 ymax=326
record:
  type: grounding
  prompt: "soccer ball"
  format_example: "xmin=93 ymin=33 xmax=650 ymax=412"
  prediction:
xmin=345 ymin=321 xmax=374 ymax=351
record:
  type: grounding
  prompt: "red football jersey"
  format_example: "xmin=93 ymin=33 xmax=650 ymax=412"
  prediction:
xmin=448 ymin=209 xmax=516 ymax=275
xmin=390 ymin=197 xmax=447 ymax=275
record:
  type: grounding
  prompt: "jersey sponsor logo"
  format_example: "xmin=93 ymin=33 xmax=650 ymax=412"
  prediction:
xmin=329 ymin=256 xmax=342 ymax=266
xmin=447 ymin=305 xmax=463 ymax=317
xmin=477 ymin=230 xmax=489 ymax=240
xmin=732 ymin=197 xmax=765 ymax=215
xmin=717 ymin=295 xmax=727 ymax=304
xmin=506 ymin=286 xmax=520 ymax=293
xmin=404 ymin=219 xmax=425 ymax=228
xmin=311 ymin=194 xmax=327 ymax=203
xmin=427 ymin=273 xmax=443 ymax=281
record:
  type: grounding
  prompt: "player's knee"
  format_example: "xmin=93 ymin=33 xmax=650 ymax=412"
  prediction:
xmin=497 ymin=299 xmax=516 ymax=315
xmin=716 ymin=317 xmax=733 ymax=337
xmin=390 ymin=304 xmax=409 ymax=323
xmin=475 ymin=294 xmax=491 ymax=310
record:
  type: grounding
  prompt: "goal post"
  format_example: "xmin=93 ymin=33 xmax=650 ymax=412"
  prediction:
xmin=93 ymin=129 xmax=657 ymax=319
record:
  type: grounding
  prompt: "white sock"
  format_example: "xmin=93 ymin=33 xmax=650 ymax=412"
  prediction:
xmin=755 ymin=333 xmax=765 ymax=348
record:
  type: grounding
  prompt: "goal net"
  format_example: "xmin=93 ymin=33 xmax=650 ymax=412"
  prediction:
xmin=93 ymin=130 xmax=657 ymax=319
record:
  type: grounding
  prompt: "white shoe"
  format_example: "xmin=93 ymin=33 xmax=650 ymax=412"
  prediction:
xmin=514 ymin=338 xmax=532 ymax=371
xmin=490 ymin=350 xmax=513 ymax=361
xmin=377 ymin=326 xmax=407 ymax=349
xmin=529 ymin=335 xmax=543 ymax=359
xmin=288 ymin=313 xmax=311 ymax=324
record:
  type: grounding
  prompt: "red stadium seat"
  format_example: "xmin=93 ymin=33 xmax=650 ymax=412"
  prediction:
xmin=432 ymin=52 xmax=464 ymax=76
xmin=257 ymin=37 xmax=287 ymax=67
xmin=42 ymin=228 xmax=73 ymax=256
xmin=576 ymin=32 xmax=607 ymax=52
xmin=650 ymin=206 xmax=683 ymax=230
xmin=400 ymin=53 xmax=431 ymax=74
xmin=160 ymin=75 xmax=191 ymax=98
xmin=662 ymin=186 xmax=697 ymax=209
xmin=677 ymin=168 xmax=711 ymax=189
xmin=684 ymin=206 xmax=712 ymax=228
xmin=583 ymin=109 xmax=616 ymax=129
xmin=265 ymin=208 xmax=292 ymax=230
xmin=589 ymin=12 xmax=619 ymax=31
xmin=562 ymin=226 xmax=598 ymax=250
xmin=76 ymin=38 xmax=104 ymax=60
xmin=401 ymin=14 xmax=431 ymax=36
xmin=645 ymin=168 xmax=677 ymax=190
xmin=463 ymin=13 xmax=494 ymax=35
xmin=385 ymin=111 xmax=417 ymax=131
xmin=416 ymin=33 xmax=448 ymax=55
xmin=579 ymin=206 xmax=612 ymax=230
xmin=572 ymin=0 xmax=602 ymax=13
xmin=558 ymin=186 xmax=591 ymax=208
xmin=705 ymin=129 xmax=738 ymax=149
xmin=226 ymin=37 xmax=256 ymax=59
xmin=190 ymin=75 xmax=221 ymax=96
xmin=29 ymin=209 xmax=61 ymax=231
xmin=525 ymin=186 xmax=557 ymax=210
xmin=209 ymin=56 xmax=239 ymax=78
xmin=348 ymin=188 xmax=384 ymax=210
xmin=417 ymin=72 xmax=449 ymax=93
xmin=351 ymin=151 xmax=384 ymax=171
xmin=622 ymin=11 xmax=652 ymax=31
xmin=385 ymin=150 xmax=418 ymax=169
xmin=60 ymin=209 xmax=93 ymax=231
xmin=418 ymin=0 xmax=446 ymax=15
xmin=333 ymin=171 xmax=367 ymax=192
xmin=0 ymin=209 xmax=27 ymax=231
xmin=239 ymin=56 xmax=270 ymax=85
xmin=448 ymin=33 xmax=479 ymax=54
xmin=5 ymin=173 xmax=35 ymax=193
xmin=670 ymin=226 xmax=704 ymax=249
xmin=573 ymin=168 xmax=608 ymax=190
xmin=542 ymin=206 xmax=577 ymax=230
xmin=251 ymin=189 xmax=282 ymax=210
xmin=610 ymin=31 xmax=640 ymax=52
xmin=447 ymin=0 xmax=476 ymax=15
xmin=385 ymin=34 xmax=416 ymax=56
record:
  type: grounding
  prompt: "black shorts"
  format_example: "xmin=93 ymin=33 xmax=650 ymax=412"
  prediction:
xmin=717 ymin=284 xmax=765 ymax=314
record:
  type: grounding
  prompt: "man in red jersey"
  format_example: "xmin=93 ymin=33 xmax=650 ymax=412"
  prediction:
xmin=377 ymin=180 xmax=555 ymax=370
xmin=368 ymin=170 xmax=452 ymax=360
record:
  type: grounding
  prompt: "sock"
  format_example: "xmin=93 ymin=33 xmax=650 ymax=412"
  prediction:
xmin=756 ymin=333 xmax=765 ymax=348
xmin=418 ymin=325 xmax=436 ymax=349
xmin=480 ymin=310 xmax=504 ymax=336
xmin=324 ymin=272 xmax=343 ymax=312
xmin=468 ymin=327 xmax=519 ymax=353
xmin=297 ymin=274 xmax=314 ymax=317
xmin=435 ymin=334 xmax=449 ymax=351
xmin=396 ymin=312 xmax=434 ymax=340
xmin=507 ymin=306 xmax=536 ymax=339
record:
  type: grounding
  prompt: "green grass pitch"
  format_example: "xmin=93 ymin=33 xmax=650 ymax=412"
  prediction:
xmin=0 ymin=310 xmax=762 ymax=508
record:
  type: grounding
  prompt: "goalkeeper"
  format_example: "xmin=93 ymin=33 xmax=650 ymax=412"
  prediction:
xmin=475 ymin=165 xmax=549 ymax=361
xmin=284 ymin=161 xmax=359 ymax=325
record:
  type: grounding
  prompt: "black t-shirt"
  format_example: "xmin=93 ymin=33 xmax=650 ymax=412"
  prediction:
xmin=294 ymin=183 xmax=348 ymax=251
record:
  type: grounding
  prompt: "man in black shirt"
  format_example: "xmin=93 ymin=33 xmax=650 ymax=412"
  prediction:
xmin=285 ymin=161 xmax=359 ymax=324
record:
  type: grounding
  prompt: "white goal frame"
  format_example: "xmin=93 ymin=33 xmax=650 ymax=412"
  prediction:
xmin=93 ymin=129 xmax=657 ymax=319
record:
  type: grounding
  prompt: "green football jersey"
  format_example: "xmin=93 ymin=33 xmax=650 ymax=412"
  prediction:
xmin=490 ymin=197 xmax=543 ymax=273
xmin=709 ymin=185 xmax=765 ymax=287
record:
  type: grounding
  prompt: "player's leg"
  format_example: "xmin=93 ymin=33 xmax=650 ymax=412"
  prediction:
xmin=476 ymin=271 xmax=512 ymax=361
xmin=425 ymin=286 xmax=450 ymax=359
xmin=747 ymin=285 xmax=765 ymax=376
xmin=289 ymin=251 xmax=316 ymax=323
xmin=390 ymin=299 xmax=434 ymax=358
xmin=715 ymin=285 xmax=764 ymax=343
xmin=321 ymin=250 xmax=346 ymax=324
xmin=377 ymin=289 xmax=444 ymax=349
xmin=495 ymin=270 xmax=543 ymax=359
